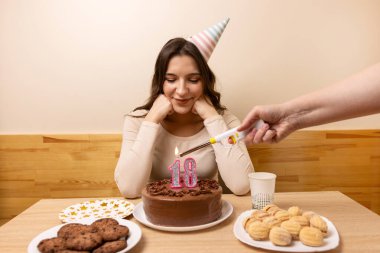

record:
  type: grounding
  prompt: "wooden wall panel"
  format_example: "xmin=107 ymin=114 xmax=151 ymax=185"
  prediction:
xmin=248 ymin=129 xmax=380 ymax=216
xmin=1 ymin=130 xmax=379 ymax=226
xmin=0 ymin=135 xmax=122 ymax=225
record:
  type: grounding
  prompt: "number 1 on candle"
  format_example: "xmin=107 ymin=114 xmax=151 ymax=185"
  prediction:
xmin=168 ymin=160 xmax=182 ymax=188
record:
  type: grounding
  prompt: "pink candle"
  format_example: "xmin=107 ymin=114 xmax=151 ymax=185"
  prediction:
xmin=168 ymin=159 xmax=182 ymax=188
xmin=184 ymin=157 xmax=197 ymax=188
xmin=168 ymin=158 xmax=198 ymax=189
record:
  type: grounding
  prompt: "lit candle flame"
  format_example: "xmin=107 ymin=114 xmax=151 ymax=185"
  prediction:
xmin=174 ymin=146 xmax=179 ymax=157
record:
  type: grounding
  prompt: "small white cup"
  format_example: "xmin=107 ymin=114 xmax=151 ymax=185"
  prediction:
xmin=248 ymin=172 xmax=276 ymax=210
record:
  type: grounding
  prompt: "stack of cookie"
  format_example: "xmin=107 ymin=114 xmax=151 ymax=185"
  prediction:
xmin=243 ymin=204 xmax=328 ymax=247
xmin=37 ymin=218 xmax=129 ymax=253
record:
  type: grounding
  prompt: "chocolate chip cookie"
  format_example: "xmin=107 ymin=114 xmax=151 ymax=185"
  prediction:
xmin=97 ymin=225 xmax=129 ymax=241
xmin=56 ymin=250 xmax=90 ymax=253
xmin=58 ymin=223 xmax=97 ymax=239
xmin=93 ymin=240 xmax=127 ymax=253
xmin=91 ymin=218 xmax=119 ymax=230
xmin=37 ymin=237 xmax=66 ymax=253
xmin=65 ymin=231 xmax=103 ymax=251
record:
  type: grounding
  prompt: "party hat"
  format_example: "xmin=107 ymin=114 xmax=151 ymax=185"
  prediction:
xmin=187 ymin=18 xmax=230 ymax=61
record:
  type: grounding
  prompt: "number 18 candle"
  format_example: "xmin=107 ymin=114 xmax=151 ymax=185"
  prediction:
xmin=168 ymin=147 xmax=198 ymax=189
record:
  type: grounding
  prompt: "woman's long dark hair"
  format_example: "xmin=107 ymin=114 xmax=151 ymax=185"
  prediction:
xmin=134 ymin=38 xmax=225 ymax=114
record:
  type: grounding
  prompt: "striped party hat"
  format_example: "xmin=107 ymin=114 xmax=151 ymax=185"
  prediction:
xmin=187 ymin=18 xmax=230 ymax=61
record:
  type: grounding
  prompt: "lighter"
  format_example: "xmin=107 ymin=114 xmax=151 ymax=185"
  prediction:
xmin=178 ymin=119 xmax=265 ymax=157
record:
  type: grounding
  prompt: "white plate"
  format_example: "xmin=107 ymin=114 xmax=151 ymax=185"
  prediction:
xmin=59 ymin=199 xmax=135 ymax=223
xmin=133 ymin=199 xmax=233 ymax=232
xmin=27 ymin=218 xmax=142 ymax=253
xmin=233 ymin=210 xmax=340 ymax=252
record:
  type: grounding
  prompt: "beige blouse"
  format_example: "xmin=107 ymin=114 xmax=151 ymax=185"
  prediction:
xmin=114 ymin=109 xmax=254 ymax=198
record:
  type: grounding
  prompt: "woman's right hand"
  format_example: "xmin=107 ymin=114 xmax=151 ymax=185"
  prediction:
xmin=145 ymin=94 xmax=174 ymax=124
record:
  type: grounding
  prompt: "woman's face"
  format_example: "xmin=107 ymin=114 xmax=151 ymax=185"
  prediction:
xmin=163 ymin=55 xmax=203 ymax=115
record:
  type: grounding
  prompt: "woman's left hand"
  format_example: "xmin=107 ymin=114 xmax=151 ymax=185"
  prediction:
xmin=192 ymin=96 xmax=219 ymax=120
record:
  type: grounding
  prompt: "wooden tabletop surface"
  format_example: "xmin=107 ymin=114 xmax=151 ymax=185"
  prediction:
xmin=0 ymin=191 xmax=379 ymax=253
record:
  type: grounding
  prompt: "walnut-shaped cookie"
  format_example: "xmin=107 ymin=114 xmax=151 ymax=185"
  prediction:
xmin=299 ymin=227 xmax=324 ymax=247
xmin=310 ymin=215 xmax=328 ymax=236
xmin=290 ymin=215 xmax=310 ymax=227
xmin=288 ymin=206 xmax=303 ymax=217
xmin=302 ymin=211 xmax=316 ymax=221
xmin=262 ymin=204 xmax=278 ymax=212
xmin=250 ymin=210 xmax=270 ymax=221
xmin=243 ymin=216 xmax=259 ymax=231
xmin=275 ymin=210 xmax=290 ymax=222
xmin=280 ymin=220 xmax=301 ymax=239
xmin=247 ymin=221 xmax=270 ymax=241
xmin=262 ymin=216 xmax=282 ymax=229
xmin=267 ymin=206 xmax=282 ymax=216
xmin=269 ymin=227 xmax=292 ymax=246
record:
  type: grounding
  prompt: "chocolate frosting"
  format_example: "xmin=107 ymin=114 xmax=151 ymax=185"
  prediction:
xmin=146 ymin=179 xmax=220 ymax=197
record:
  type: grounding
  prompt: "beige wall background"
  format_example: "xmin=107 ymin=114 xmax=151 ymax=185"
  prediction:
xmin=1 ymin=0 xmax=380 ymax=134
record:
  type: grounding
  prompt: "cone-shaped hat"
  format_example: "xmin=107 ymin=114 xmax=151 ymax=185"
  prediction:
xmin=187 ymin=18 xmax=230 ymax=61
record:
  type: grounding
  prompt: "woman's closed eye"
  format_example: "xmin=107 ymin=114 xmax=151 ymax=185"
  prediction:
xmin=189 ymin=79 xmax=200 ymax=83
xmin=166 ymin=78 xmax=176 ymax=83
xmin=165 ymin=78 xmax=200 ymax=83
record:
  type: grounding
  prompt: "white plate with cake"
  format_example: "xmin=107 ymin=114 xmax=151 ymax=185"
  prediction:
xmin=133 ymin=178 xmax=233 ymax=232
xmin=28 ymin=217 xmax=142 ymax=253
xmin=133 ymin=199 xmax=233 ymax=232
xmin=233 ymin=210 xmax=339 ymax=252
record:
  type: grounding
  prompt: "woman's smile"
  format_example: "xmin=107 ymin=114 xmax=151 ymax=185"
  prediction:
xmin=173 ymin=97 xmax=193 ymax=105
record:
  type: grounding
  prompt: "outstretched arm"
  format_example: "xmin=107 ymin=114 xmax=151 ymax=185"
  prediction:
xmin=239 ymin=62 xmax=380 ymax=144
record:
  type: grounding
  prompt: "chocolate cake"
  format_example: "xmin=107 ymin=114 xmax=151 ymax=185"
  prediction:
xmin=142 ymin=179 xmax=223 ymax=226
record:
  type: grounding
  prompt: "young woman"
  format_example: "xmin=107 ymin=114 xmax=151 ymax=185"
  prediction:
xmin=115 ymin=38 xmax=254 ymax=198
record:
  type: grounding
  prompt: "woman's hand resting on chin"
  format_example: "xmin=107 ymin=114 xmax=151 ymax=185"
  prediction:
xmin=192 ymin=96 xmax=219 ymax=120
xmin=145 ymin=94 xmax=174 ymax=124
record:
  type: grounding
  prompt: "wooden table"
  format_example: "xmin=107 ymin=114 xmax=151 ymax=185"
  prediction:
xmin=0 ymin=191 xmax=379 ymax=253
